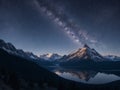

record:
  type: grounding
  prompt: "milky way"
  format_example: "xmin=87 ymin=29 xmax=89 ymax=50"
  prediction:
xmin=0 ymin=0 xmax=120 ymax=55
xmin=32 ymin=0 xmax=98 ymax=46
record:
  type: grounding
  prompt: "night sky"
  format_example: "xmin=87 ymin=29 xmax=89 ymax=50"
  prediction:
xmin=0 ymin=0 xmax=120 ymax=56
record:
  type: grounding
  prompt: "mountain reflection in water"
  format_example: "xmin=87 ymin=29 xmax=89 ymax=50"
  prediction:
xmin=53 ymin=69 xmax=120 ymax=84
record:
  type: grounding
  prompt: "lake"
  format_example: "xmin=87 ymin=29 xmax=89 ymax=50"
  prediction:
xmin=51 ymin=68 xmax=120 ymax=84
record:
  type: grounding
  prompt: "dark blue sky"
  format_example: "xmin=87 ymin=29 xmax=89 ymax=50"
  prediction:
xmin=0 ymin=0 xmax=120 ymax=56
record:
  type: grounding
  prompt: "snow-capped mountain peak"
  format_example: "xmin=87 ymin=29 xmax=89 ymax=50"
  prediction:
xmin=0 ymin=39 xmax=39 ymax=60
xmin=40 ymin=53 xmax=62 ymax=61
xmin=0 ymin=39 xmax=16 ymax=54
xmin=66 ymin=44 xmax=104 ymax=61
xmin=104 ymin=55 xmax=120 ymax=61
xmin=46 ymin=53 xmax=53 ymax=58
xmin=84 ymin=44 xmax=90 ymax=49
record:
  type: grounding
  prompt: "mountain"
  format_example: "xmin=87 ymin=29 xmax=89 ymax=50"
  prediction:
xmin=40 ymin=53 xmax=62 ymax=61
xmin=0 ymin=39 xmax=39 ymax=60
xmin=0 ymin=46 xmax=81 ymax=90
xmin=0 ymin=40 xmax=108 ymax=90
xmin=0 ymin=39 xmax=56 ymax=67
xmin=104 ymin=55 xmax=120 ymax=61
xmin=61 ymin=44 xmax=104 ymax=62
xmin=0 ymin=39 xmax=120 ymax=89
xmin=59 ymin=44 xmax=120 ymax=70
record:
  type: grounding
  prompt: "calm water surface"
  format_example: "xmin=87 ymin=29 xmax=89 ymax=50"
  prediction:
xmin=51 ymin=68 xmax=120 ymax=84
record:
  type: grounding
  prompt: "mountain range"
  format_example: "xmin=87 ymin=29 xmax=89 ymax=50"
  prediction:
xmin=0 ymin=39 xmax=120 ymax=63
xmin=59 ymin=44 xmax=120 ymax=64
xmin=40 ymin=53 xmax=62 ymax=61
xmin=1 ymin=38 xmax=120 ymax=68
xmin=0 ymin=43 xmax=80 ymax=90
xmin=0 ymin=39 xmax=120 ymax=89
xmin=0 ymin=39 xmax=39 ymax=60
xmin=58 ymin=44 xmax=120 ymax=70
xmin=0 ymin=39 xmax=62 ymax=62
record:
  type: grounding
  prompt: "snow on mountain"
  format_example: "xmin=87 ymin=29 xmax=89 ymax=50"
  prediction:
xmin=0 ymin=39 xmax=16 ymax=54
xmin=25 ymin=52 xmax=39 ymax=59
xmin=40 ymin=53 xmax=62 ymax=61
xmin=64 ymin=44 xmax=104 ymax=62
xmin=0 ymin=39 xmax=39 ymax=60
xmin=1 ymin=39 xmax=119 ymax=63
xmin=104 ymin=55 xmax=120 ymax=61
xmin=40 ymin=53 xmax=53 ymax=60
